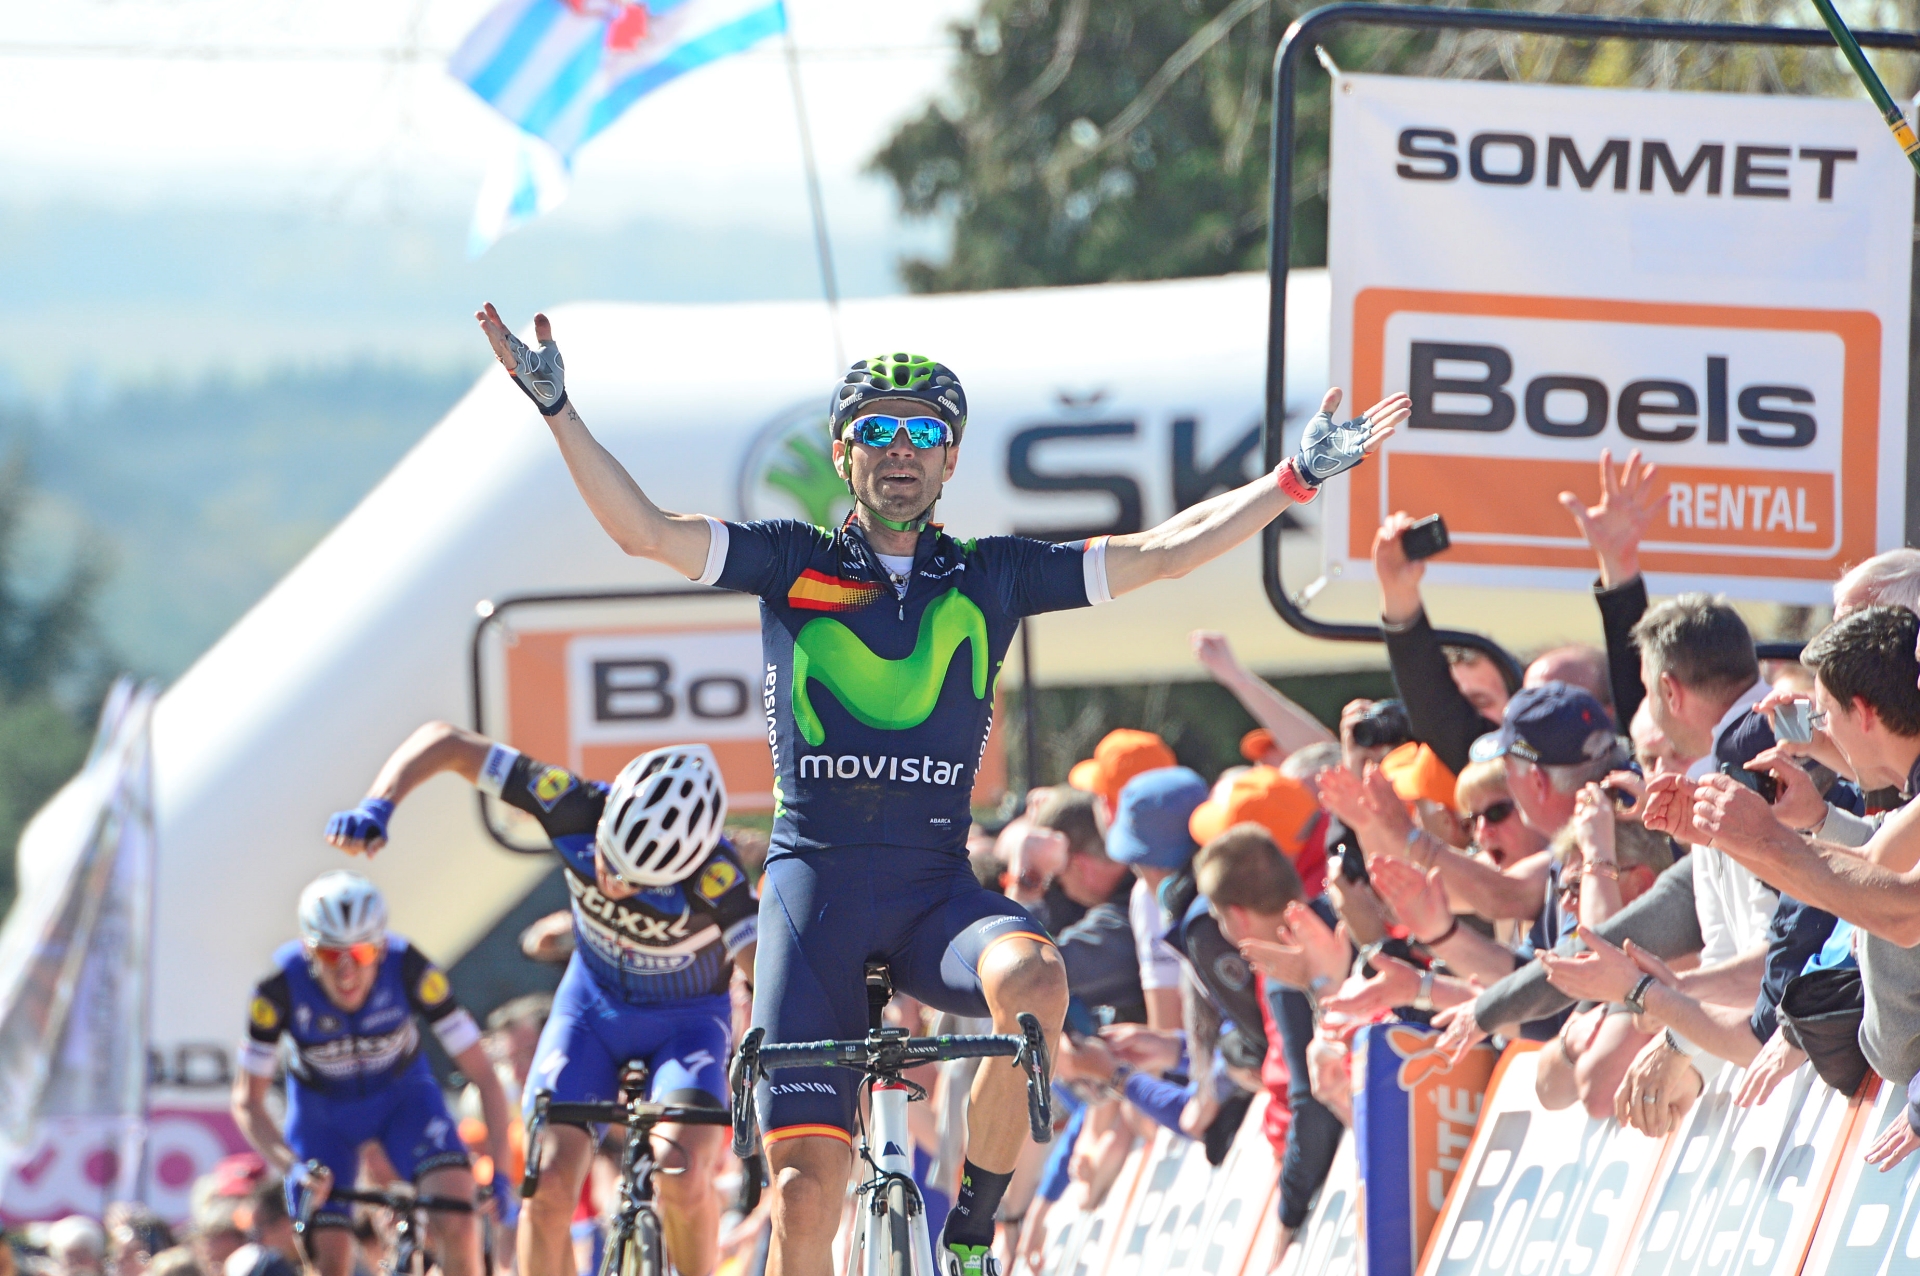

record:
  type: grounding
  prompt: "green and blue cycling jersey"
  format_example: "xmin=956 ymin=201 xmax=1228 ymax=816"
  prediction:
xmin=695 ymin=516 xmax=1109 ymax=860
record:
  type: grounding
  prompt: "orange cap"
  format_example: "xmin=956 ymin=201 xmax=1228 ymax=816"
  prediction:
xmin=1239 ymin=728 xmax=1277 ymax=764
xmin=1379 ymin=742 xmax=1458 ymax=809
xmin=1068 ymin=729 xmax=1176 ymax=812
xmin=1189 ymin=766 xmax=1320 ymax=854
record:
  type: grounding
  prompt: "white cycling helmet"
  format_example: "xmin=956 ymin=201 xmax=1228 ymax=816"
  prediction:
xmin=298 ymin=871 xmax=388 ymax=948
xmin=597 ymin=743 xmax=728 ymax=887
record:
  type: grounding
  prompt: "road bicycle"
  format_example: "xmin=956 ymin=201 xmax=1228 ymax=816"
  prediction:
xmin=293 ymin=1173 xmax=476 ymax=1276
xmin=730 ymin=959 xmax=1052 ymax=1276
xmin=522 ymin=1062 xmax=736 ymax=1276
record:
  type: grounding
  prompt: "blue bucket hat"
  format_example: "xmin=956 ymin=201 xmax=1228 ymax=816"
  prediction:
xmin=1107 ymin=766 xmax=1210 ymax=870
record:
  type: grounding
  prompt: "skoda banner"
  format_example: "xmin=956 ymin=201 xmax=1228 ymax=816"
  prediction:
xmin=1324 ymin=73 xmax=1914 ymax=603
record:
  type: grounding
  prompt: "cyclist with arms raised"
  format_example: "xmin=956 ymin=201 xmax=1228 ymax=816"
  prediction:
xmin=325 ymin=731 xmax=755 ymax=1276
xmin=474 ymin=303 xmax=1409 ymax=1276
xmin=234 ymin=872 xmax=512 ymax=1276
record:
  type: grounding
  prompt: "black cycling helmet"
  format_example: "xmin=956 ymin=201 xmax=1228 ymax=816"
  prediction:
xmin=828 ymin=353 xmax=968 ymax=442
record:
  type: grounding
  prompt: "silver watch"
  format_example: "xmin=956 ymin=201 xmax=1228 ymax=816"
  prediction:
xmin=1414 ymin=968 xmax=1435 ymax=1012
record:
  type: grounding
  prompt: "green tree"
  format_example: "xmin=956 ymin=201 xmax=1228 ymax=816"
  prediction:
xmin=0 ymin=448 xmax=108 ymax=916
xmin=873 ymin=0 xmax=1898 ymax=288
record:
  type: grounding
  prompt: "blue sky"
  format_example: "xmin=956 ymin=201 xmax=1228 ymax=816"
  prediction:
xmin=1 ymin=0 xmax=976 ymax=390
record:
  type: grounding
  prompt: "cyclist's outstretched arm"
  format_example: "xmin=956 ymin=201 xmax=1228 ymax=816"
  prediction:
xmin=451 ymin=1037 xmax=517 ymax=1210
xmin=327 ymin=721 xmax=492 ymax=856
xmin=475 ymin=304 xmax=712 ymax=578
xmin=1103 ymin=386 xmax=1409 ymax=596
xmin=231 ymin=1071 xmax=299 ymax=1175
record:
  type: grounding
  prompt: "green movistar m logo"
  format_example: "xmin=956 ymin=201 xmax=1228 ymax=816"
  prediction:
xmin=792 ymin=588 xmax=987 ymax=748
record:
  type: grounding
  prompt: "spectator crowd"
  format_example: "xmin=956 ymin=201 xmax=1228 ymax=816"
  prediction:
xmin=17 ymin=446 xmax=1920 ymax=1276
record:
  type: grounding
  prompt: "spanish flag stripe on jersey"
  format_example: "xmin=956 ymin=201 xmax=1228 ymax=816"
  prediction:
xmin=787 ymin=569 xmax=883 ymax=612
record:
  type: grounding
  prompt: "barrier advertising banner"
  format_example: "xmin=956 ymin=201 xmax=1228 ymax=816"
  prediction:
xmin=1326 ymin=72 xmax=1914 ymax=603
xmin=1802 ymin=1076 xmax=1920 ymax=1270
xmin=1353 ymin=1024 xmax=1501 ymax=1276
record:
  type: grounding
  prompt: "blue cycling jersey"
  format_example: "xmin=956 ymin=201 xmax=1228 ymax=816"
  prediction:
xmin=241 ymin=935 xmax=479 ymax=1099
xmin=701 ymin=518 xmax=1098 ymax=858
xmin=477 ymin=745 xmax=758 ymax=1004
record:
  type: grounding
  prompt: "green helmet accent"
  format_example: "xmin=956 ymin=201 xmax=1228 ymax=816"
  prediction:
xmin=828 ymin=352 xmax=967 ymax=441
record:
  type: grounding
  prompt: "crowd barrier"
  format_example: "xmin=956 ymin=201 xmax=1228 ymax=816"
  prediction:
xmin=1027 ymin=1022 xmax=1920 ymax=1276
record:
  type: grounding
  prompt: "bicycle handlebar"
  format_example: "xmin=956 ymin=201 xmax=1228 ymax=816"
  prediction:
xmin=541 ymin=1100 xmax=732 ymax=1129
xmin=729 ymin=1016 xmax=1053 ymax=1163
xmin=321 ymin=1186 xmax=477 ymax=1214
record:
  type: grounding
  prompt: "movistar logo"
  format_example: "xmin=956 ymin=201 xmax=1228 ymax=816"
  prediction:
xmin=791 ymin=588 xmax=987 ymax=747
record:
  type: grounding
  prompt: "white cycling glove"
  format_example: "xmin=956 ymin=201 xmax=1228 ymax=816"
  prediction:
xmin=503 ymin=328 xmax=568 ymax=417
xmin=1277 ymin=407 xmax=1375 ymax=503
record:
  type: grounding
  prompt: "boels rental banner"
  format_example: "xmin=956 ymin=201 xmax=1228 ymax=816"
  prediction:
xmin=1325 ymin=73 xmax=1914 ymax=603
xmin=1352 ymin=1024 xmax=1501 ymax=1276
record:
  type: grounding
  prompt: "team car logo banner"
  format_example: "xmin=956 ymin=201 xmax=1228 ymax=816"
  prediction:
xmin=1325 ymin=73 xmax=1914 ymax=603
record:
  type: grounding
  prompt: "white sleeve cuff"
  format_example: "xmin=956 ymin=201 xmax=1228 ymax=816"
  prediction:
xmin=477 ymin=744 xmax=520 ymax=798
xmin=1818 ymin=806 xmax=1878 ymax=848
xmin=239 ymin=1042 xmax=279 ymax=1079
xmin=432 ymin=1008 xmax=483 ymax=1057
xmin=1083 ymin=536 xmax=1113 ymax=605
xmin=693 ymin=516 xmax=730 ymax=586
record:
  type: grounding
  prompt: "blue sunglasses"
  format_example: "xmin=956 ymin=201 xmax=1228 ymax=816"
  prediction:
xmin=844 ymin=414 xmax=954 ymax=449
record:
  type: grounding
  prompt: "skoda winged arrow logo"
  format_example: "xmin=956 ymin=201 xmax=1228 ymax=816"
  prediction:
xmin=791 ymin=588 xmax=988 ymax=747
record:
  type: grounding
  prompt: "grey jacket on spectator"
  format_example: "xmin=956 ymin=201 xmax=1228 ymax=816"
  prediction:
xmin=1472 ymin=855 xmax=1700 ymax=1029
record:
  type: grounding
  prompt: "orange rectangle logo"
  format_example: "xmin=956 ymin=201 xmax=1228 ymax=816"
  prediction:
xmin=1348 ymin=289 xmax=1879 ymax=580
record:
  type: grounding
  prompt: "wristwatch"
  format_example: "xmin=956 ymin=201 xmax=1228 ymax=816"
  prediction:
xmin=1414 ymin=968 xmax=1436 ymax=1012
xmin=1625 ymin=973 xmax=1656 ymax=1015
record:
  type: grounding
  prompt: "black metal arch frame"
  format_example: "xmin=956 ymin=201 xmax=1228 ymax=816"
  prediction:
xmin=1261 ymin=2 xmax=1920 ymax=673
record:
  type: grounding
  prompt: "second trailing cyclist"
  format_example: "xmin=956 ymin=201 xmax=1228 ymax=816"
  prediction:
xmin=326 ymin=727 xmax=757 ymax=1276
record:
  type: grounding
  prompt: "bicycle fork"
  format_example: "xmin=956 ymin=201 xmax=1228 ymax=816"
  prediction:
xmin=849 ymin=1079 xmax=932 ymax=1276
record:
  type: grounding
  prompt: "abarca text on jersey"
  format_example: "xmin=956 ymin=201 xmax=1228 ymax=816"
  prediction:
xmin=241 ymin=935 xmax=481 ymax=1098
xmin=476 ymin=744 xmax=758 ymax=1004
xmin=695 ymin=518 xmax=1110 ymax=858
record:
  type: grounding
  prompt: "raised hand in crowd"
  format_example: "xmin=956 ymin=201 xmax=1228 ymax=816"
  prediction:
xmin=1540 ymin=924 xmax=1657 ymax=1006
xmin=1557 ymin=447 xmax=1659 ymax=589
xmin=1688 ymin=771 xmax=1791 ymax=853
xmin=1744 ymin=745 xmax=1827 ymax=832
xmin=1318 ymin=953 xmax=1471 ymax=1023
xmin=1734 ymin=1029 xmax=1810 ymax=1109
xmin=1753 ymin=686 xmax=1850 ymax=776
xmin=1615 ymin=1033 xmax=1704 ymax=1137
xmin=1099 ymin=1023 xmax=1184 ymax=1074
xmin=1314 ymin=764 xmax=1373 ymax=830
xmin=1429 ymin=1002 xmax=1489 ymax=1064
xmin=1865 ymin=1110 xmax=1920 ymax=1172
xmin=1239 ymin=901 xmax=1350 ymax=993
xmin=1366 ymin=856 xmax=1451 ymax=942
xmin=1639 ymin=773 xmax=1699 ymax=841
xmin=1372 ymin=514 xmax=1431 ymax=626
xmin=1004 ymin=822 xmax=1068 ymax=901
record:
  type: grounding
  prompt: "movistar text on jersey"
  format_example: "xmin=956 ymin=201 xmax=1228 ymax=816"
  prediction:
xmin=798 ymin=753 xmax=972 ymax=784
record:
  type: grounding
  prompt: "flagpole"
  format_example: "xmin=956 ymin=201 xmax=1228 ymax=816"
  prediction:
xmin=781 ymin=5 xmax=846 ymax=371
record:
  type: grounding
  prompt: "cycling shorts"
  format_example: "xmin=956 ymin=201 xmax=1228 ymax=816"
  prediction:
xmin=751 ymin=847 xmax=1052 ymax=1141
xmin=526 ymin=957 xmax=732 ymax=1123
xmin=283 ymin=1057 xmax=468 ymax=1227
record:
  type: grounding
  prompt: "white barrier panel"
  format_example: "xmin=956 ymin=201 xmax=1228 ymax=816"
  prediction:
xmin=1801 ymin=1076 xmax=1920 ymax=1270
xmin=1417 ymin=1042 xmax=1666 ymax=1276
xmin=1621 ymin=1056 xmax=1855 ymax=1275
xmin=1025 ymin=1094 xmax=1278 ymax=1276
xmin=1420 ymin=1040 xmax=1868 ymax=1276
xmin=1276 ymin=1133 xmax=1357 ymax=1276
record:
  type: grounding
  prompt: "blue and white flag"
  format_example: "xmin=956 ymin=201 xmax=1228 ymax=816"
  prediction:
xmin=452 ymin=0 xmax=787 ymax=248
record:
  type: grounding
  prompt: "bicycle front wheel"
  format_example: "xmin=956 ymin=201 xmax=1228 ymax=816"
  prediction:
xmin=882 ymin=1181 xmax=916 ymax=1276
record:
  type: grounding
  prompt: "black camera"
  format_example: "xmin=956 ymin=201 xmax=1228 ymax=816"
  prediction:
xmin=1720 ymin=760 xmax=1780 ymax=804
xmin=1400 ymin=514 xmax=1451 ymax=562
xmin=1349 ymin=699 xmax=1413 ymax=751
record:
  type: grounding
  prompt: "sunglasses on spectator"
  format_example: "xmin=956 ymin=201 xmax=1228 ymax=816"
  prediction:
xmin=1467 ymin=800 xmax=1516 ymax=828
xmin=307 ymin=941 xmax=382 ymax=969
xmin=843 ymin=415 xmax=954 ymax=449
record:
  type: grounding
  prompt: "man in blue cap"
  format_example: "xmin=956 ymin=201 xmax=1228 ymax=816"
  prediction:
xmin=1469 ymin=683 xmax=1627 ymax=1033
